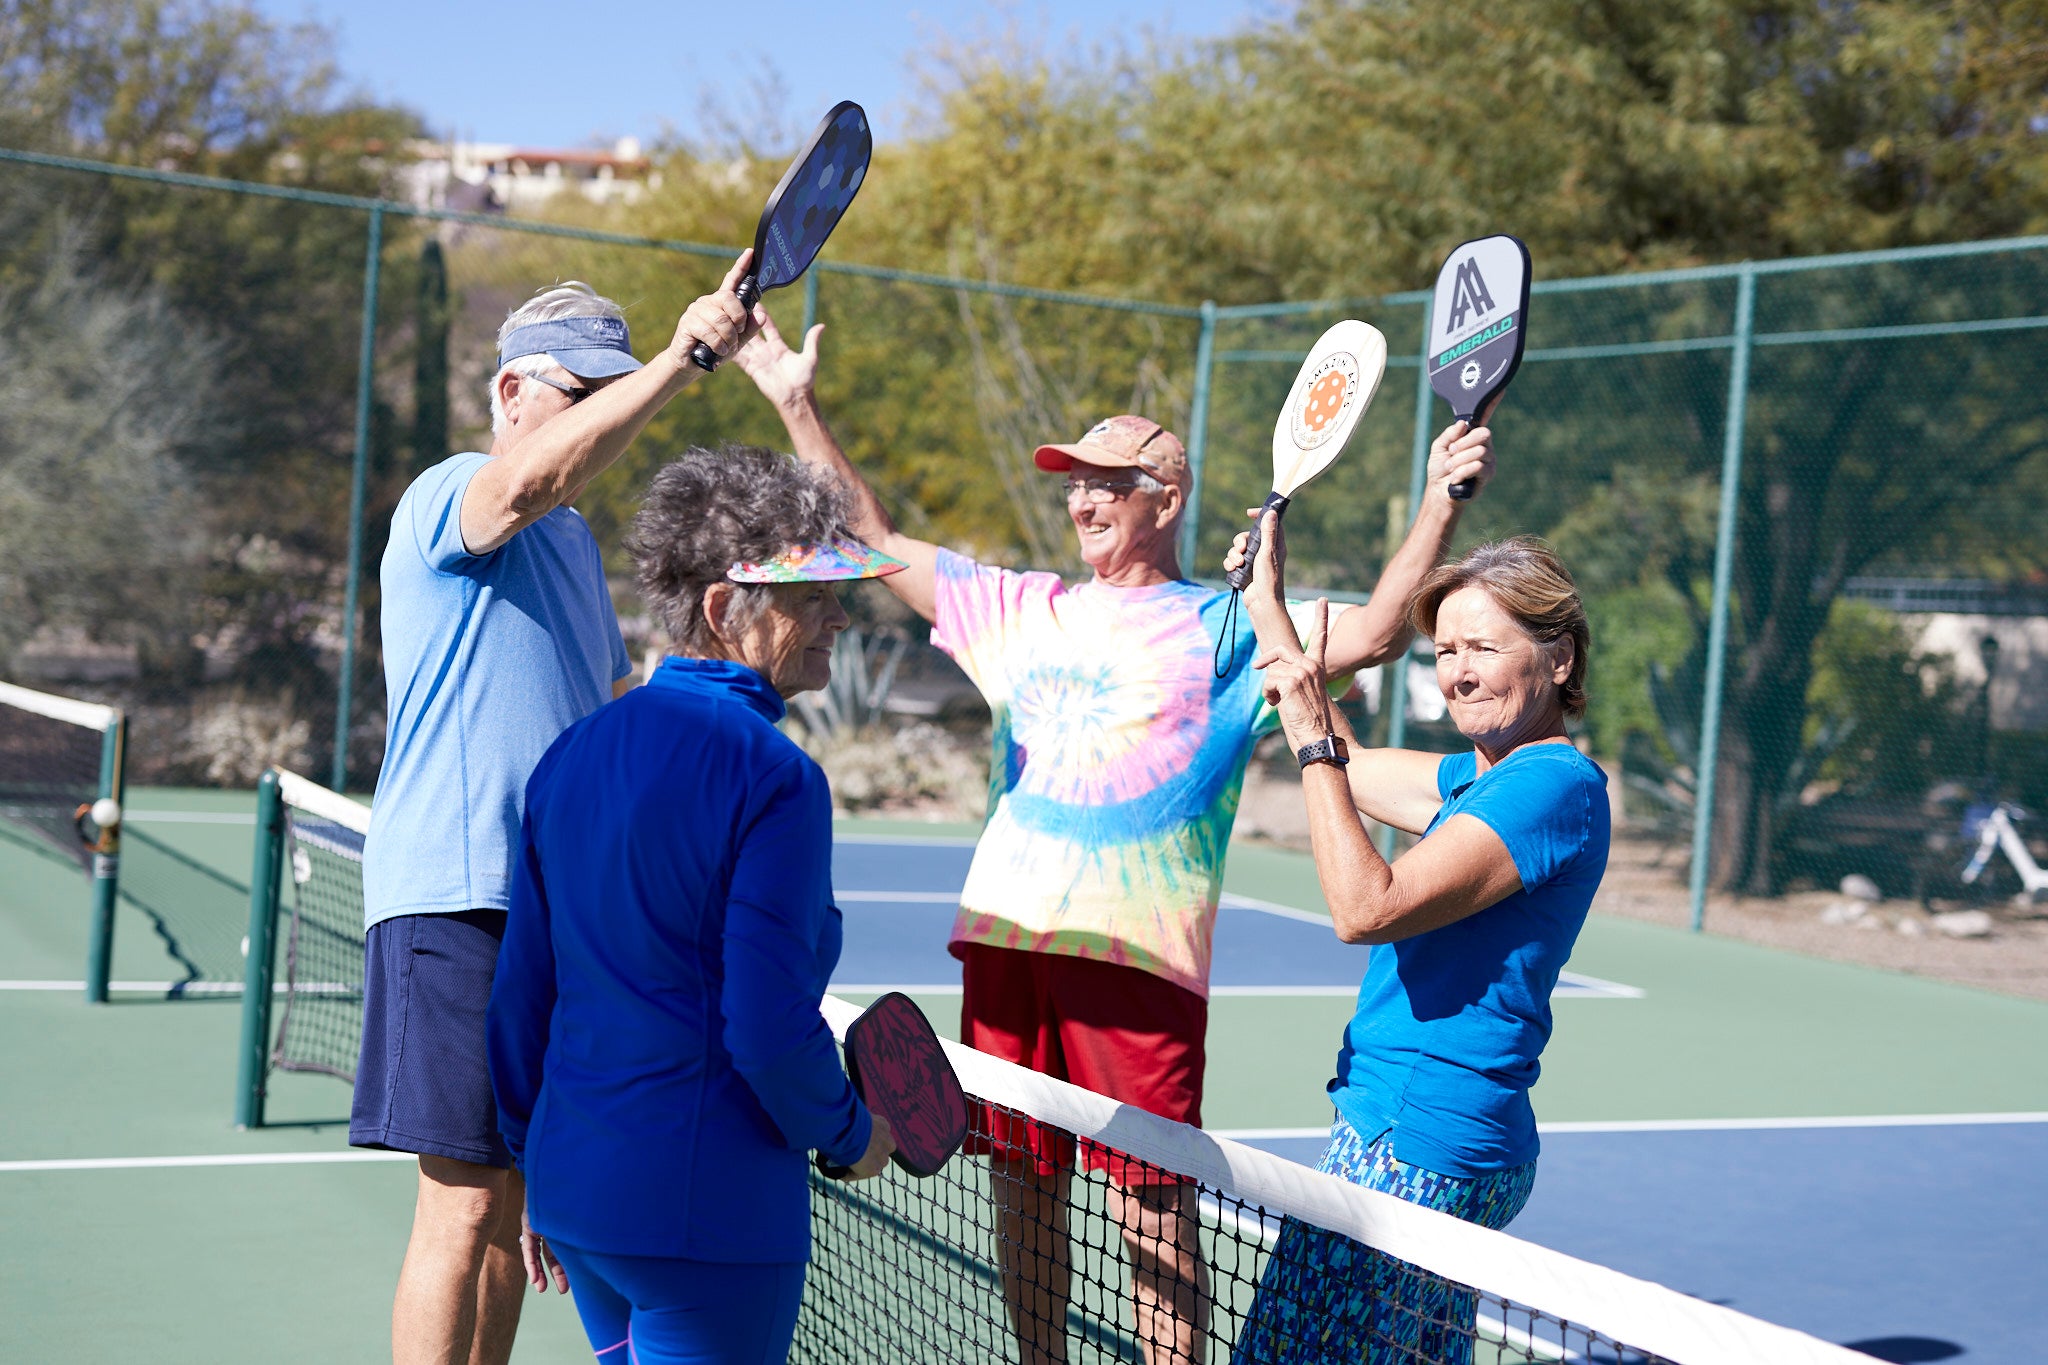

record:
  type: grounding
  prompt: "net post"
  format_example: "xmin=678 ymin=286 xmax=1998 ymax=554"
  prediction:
xmin=333 ymin=204 xmax=384 ymax=794
xmin=1688 ymin=264 xmax=1756 ymax=932
xmin=1177 ymin=300 xmax=1218 ymax=572
xmin=235 ymin=770 xmax=287 ymax=1129
xmin=802 ymin=266 xmax=820 ymax=336
xmin=82 ymin=712 xmax=125 ymax=1004
xmin=1379 ymin=309 xmax=1437 ymax=858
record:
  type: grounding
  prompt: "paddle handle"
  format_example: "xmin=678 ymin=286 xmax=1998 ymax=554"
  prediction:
xmin=1443 ymin=406 xmax=1475 ymax=500
xmin=688 ymin=274 xmax=763 ymax=373
xmin=1225 ymin=490 xmax=1292 ymax=591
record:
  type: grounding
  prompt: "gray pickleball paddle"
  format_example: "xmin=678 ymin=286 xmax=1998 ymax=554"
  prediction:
xmin=1426 ymin=235 xmax=1531 ymax=499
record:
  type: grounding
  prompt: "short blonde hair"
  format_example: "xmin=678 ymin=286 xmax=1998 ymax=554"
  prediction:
xmin=1410 ymin=537 xmax=1591 ymax=718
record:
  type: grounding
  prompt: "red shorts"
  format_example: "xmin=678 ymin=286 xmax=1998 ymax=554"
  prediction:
xmin=957 ymin=943 xmax=1207 ymax=1184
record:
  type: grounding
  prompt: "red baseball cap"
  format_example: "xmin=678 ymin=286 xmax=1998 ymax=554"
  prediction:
xmin=1033 ymin=415 xmax=1190 ymax=491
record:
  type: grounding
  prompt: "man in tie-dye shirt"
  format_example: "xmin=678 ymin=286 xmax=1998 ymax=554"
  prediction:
xmin=735 ymin=312 xmax=1494 ymax=1363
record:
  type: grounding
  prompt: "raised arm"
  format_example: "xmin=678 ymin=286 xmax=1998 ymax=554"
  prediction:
xmin=1233 ymin=511 xmax=1448 ymax=834
xmin=732 ymin=310 xmax=942 ymax=623
xmin=460 ymin=252 xmax=759 ymax=556
xmin=1261 ymin=604 xmax=1524 ymax=943
xmin=1320 ymin=420 xmax=1494 ymax=673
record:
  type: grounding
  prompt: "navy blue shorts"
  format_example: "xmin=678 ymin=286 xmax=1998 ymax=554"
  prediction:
xmin=350 ymin=909 xmax=512 ymax=1168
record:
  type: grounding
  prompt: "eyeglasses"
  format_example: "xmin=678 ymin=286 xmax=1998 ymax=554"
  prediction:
xmin=526 ymin=372 xmax=594 ymax=404
xmin=1063 ymin=476 xmax=1148 ymax=503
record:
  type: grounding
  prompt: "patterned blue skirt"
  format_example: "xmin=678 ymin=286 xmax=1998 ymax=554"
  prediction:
xmin=1234 ymin=1113 xmax=1537 ymax=1365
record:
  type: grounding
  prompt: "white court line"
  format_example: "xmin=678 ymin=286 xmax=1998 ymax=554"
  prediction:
xmin=0 ymin=980 xmax=220 ymax=992
xmin=123 ymin=810 xmax=254 ymax=825
xmin=1214 ymin=1112 xmax=2048 ymax=1141
xmin=832 ymin=832 xmax=978 ymax=847
xmin=0 ymin=981 xmax=354 ymax=995
xmin=0 ymin=1151 xmax=413 ymax=1173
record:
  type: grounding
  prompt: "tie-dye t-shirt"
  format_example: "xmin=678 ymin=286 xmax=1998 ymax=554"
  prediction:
xmin=932 ymin=549 xmax=1344 ymax=999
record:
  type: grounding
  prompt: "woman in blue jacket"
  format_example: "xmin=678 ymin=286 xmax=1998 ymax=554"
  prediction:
xmin=1226 ymin=523 xmax=1610 ymax=1365
xmin=488 ymin=445 xmax=901 ymax=1365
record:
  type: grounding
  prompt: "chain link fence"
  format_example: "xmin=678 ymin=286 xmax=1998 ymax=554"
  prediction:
xmin=4 ymin=147 xmax=2046 ymax=930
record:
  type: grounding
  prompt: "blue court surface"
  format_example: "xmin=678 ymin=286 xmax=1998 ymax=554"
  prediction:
xmin=831 ymin=833 xmax=1641 ymax=999
xmin=833 ymin=830 xmax=2047 ymax=1364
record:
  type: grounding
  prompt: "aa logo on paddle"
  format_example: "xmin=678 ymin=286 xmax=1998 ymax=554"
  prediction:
xmin=1446 ymin=258 xmax=1497 ymax=330
xmin=1289 ymin=351 xmax=1361 ymax=450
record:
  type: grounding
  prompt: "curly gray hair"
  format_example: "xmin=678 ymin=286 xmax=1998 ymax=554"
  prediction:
xmin=626 ymin=445 xmax=855 ymax=653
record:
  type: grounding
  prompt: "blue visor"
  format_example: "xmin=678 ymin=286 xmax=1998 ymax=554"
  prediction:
xmin=497 ymin=316 xmax=644 ymax=380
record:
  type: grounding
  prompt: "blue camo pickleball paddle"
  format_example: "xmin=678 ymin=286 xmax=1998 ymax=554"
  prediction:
xmin=690 ymin=101 xmax=872 ymax=372
xmin=1426 ymin=234 xmax=1531 ymax=499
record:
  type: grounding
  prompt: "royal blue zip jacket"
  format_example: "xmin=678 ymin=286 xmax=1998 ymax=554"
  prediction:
xmin=488 ymin=656 xmax=871 ymax=1262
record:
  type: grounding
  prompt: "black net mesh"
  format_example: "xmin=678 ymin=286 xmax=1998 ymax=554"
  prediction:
xmin=270 ymin=804 xmax=369 ymax=1082
xmin=796 ymin=1090 xmax=1688 ymax=1364
xmin=0 ymin=687 xmax=108 ymax=869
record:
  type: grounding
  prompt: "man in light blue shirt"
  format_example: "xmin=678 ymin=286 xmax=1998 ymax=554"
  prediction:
xmin=353 ymin=253 xmax=758 ymax=1365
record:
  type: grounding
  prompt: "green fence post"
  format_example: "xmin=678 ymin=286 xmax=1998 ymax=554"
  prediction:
xmin=803 ymin=267 xmax=821 ymax=336
xmin=1178 ymin=301 xmax=1218 ymax=571
xmin=333 ymin=205 xmax=384 ymax=794
xmin=1378 ymin=313 xmax=1438 ymax=857
xmin=82 ymin=714 xmax=125 ymax=1004
xmin=236 ymin=771 xmax=286 ymax=1129
xmin=1688 ymin=266 xmax=1757 ymax=933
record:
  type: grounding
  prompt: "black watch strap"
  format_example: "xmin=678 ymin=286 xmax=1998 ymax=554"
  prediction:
xmin=1296 ymin=734 xmax=1350 ymax=769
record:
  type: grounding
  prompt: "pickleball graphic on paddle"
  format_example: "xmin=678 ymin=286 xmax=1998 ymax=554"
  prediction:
xmin=1223 ymin=319 xmax=1386 ymax=593
xmin=1426 ymin=234 xmax=1531 ymax=499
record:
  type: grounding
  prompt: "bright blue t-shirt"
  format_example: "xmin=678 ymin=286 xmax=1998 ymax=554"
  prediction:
xmin=362 ymin=452 xmax=632 ymax=928
xmin=1331 ymin=742 xmax=1610 ymax=1177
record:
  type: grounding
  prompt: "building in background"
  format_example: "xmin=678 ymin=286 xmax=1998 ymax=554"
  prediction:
xmin=397 ymin=136 xmax=659 ymax=213
xmin=1844 ymin=577 xmax=2048 ymax=734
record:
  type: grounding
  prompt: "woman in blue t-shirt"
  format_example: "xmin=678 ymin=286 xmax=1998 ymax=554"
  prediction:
xmin=1225 ymin=524 xmax=1610 ymax=1364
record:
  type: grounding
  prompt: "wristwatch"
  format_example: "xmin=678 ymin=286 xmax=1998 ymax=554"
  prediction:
xmin=1295 ymin=734 xmax=1350 ymax=769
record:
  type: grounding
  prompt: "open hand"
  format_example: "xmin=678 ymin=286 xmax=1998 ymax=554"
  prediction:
xmin=1254 ymin=596 xmax=1336 ymax=744
xmin=1427 ymin=420 xmax=1494 ymax=501
xmin=670 ymin=249 xmax=760 ymax=368
xmin=519 ymin=1208 xmax=569 ymax=1294
xmin=732 ymin=306 xmax=823 ymax=408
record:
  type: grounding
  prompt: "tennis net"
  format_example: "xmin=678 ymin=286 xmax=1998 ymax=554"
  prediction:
xmin=797 ymin=995 xmax=1866 ymax=1365
xmin=237 ymin=768 xmax=370 ymax=1125
xmin=0 ymin=679 xmax=118 ymax=870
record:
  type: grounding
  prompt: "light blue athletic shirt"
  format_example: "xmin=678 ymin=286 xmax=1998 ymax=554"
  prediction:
xmin=1330 ymin=743 xmax=1610 ymax=1177
xmin=362 ymin=452 xmax=632 ymax=929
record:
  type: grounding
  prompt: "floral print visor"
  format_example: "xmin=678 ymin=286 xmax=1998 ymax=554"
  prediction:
xmin=727 ymin=536 xmax=909 ymax=584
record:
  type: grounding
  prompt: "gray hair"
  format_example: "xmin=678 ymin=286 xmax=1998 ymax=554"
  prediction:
xmin=626 ymin=445 xmax=855 ymax=653
xmin=487 ymin=281 xmax=627 ymax=435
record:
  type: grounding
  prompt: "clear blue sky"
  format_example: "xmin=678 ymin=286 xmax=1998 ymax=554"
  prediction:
xmin=249 ymin=0 xmax=1272 ymax=150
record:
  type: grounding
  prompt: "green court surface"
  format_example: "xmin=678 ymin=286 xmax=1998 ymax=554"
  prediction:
xmin=4 ymin=796 xmax=2046 ymax=1361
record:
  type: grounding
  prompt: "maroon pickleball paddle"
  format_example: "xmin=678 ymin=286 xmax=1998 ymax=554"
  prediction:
xmin=817 ymin=992 xmax=968 ymax=1179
